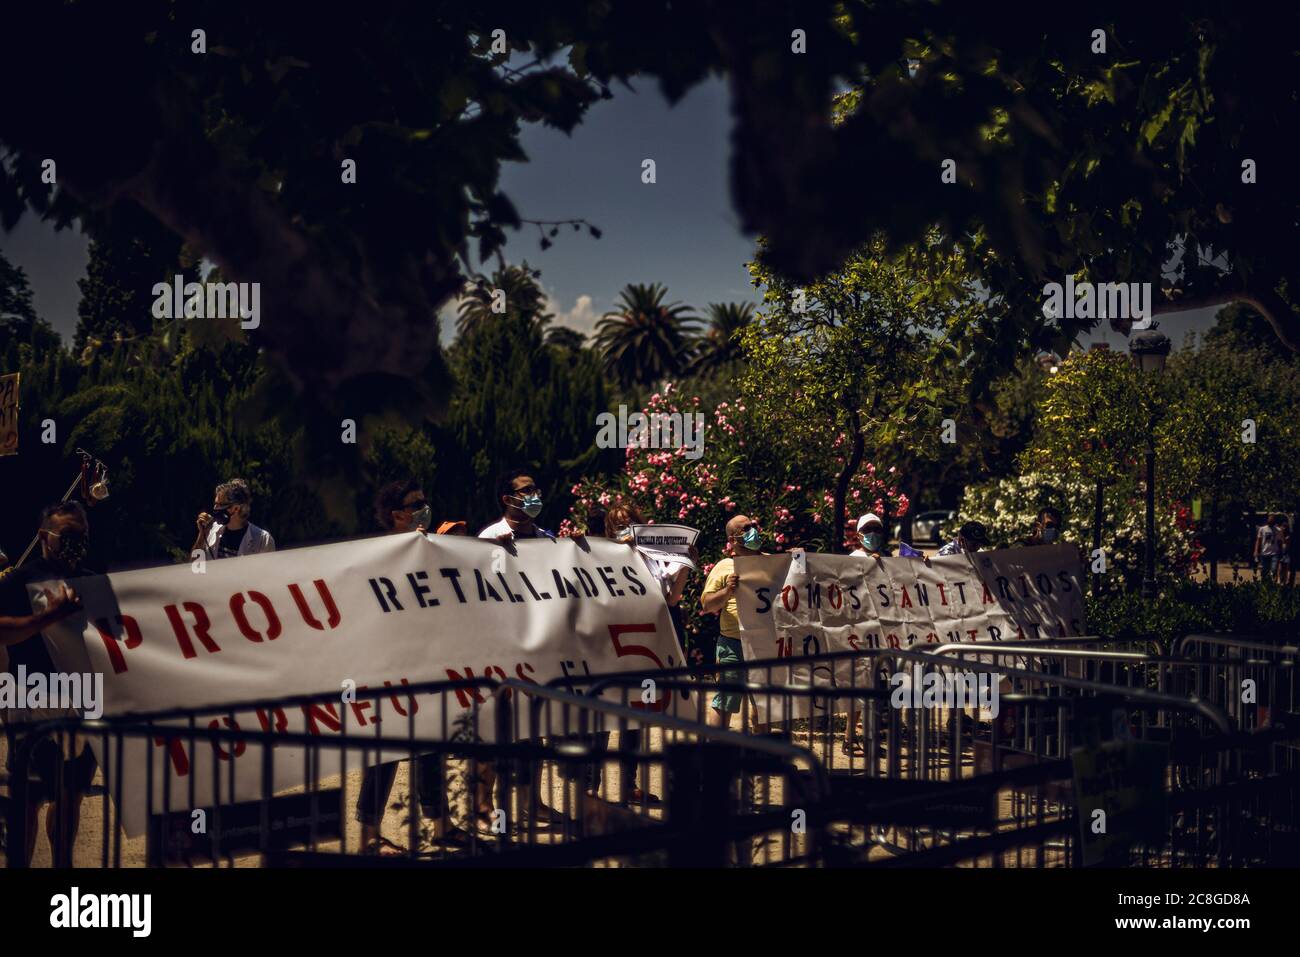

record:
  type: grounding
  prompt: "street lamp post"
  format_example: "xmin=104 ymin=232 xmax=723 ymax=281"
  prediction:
xmin=1129 ymin=327 xmax=1172 ymax=599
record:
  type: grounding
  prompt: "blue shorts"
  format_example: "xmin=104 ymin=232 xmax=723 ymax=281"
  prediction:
xmin=712 ymin=636 xmax=745 ymax=714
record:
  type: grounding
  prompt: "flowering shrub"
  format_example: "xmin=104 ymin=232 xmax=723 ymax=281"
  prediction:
xmin=958 ymin=471 xmax=1198 ymax=591
xmin=562 ymin=382 xmax=907 ymax=648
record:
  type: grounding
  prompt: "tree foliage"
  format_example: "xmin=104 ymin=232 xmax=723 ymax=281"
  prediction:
xmin=742 ymin=230 xmax=987 ymax=549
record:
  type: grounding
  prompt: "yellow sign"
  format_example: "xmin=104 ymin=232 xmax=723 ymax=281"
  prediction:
xmin=0 ymin=372 xmax=19 ymax=456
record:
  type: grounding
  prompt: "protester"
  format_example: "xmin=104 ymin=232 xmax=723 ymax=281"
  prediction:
xmin=606 ymin=502 xmax=694 ymax=803
xmin=1278 ymin=516 xmax=1294 ymax=586
xmin=354 ymin=479 xmax=461 ymax=854
xmin=1024 ymin=507 xmax=1064 ymax=546
xmin=194 ymin=478 xmax=275 ymax=560
xmin=478 ymin=468 xmax=555 ymax=541
xmin=937 ymin=520 xmax=990 ymax=556
xmin=700 ymin=514 xmax=766 ymax=730
xmin=0 ymin=502 xmax=99 ymax=866
xmin=477 ymin=468 xmax=557 ymax=828
xmin=1254 ymin=514 xmax=1283 ymax=581
xmin=851 ymin=513 xmax=890 ymax=558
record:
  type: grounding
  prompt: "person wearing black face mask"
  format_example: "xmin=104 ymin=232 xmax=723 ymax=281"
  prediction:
xmin=194 ymin=478 xmax=275 ymax=560
xmin=0 ymin=501 xmax=99 ymax=866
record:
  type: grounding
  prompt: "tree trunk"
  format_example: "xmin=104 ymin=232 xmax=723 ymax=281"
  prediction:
xmin=1208 ymin=492 xmax=1219 ymax=584
xmin=1092 ymin=480 xmax=1104 ymax=597
xmin=831 ymin=410 xmax=864 ymax=555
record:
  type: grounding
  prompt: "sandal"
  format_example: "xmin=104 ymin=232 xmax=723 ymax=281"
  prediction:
xmin=841 ymin=740 xmax=866 ymax=756
xmin=363 ymin=835 xmax=407 ymax=856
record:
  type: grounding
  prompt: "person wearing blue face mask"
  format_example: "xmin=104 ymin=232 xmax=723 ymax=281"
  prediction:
xmin=701 ymin=514 xmax=766 ymax=730
xmin=478 ymin=468 xmax=555 ymax=542
xmin=850 ymin=513 xmax=890 ymax=558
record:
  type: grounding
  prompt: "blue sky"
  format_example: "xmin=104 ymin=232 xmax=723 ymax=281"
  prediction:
xmin=4 ymin=74 xmax=1219 ymax=351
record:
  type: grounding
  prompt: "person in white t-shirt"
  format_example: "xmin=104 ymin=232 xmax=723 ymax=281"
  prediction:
xmin=1255 ymin=514 xmax=1282 ymax=581
xmin=478 ymin=468 xmax=554 ymax=542
xmin=193 ymin=478 xmax=275 ymax=560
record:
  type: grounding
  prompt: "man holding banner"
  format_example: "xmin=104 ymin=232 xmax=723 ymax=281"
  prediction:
xmin=0 ymin=502 xmax=99 ymax=866
xmin=700 ymin=513 xmax=767 ymax=730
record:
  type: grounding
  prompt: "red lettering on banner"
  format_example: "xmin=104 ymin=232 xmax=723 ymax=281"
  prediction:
xmin=925 ymin=632 xmax=939 ymax=643
xmin=92 ymin=615 xmax=142 ymax=674
xmin=981 ymin=584 xmax=994 ymax=604
xmin=208 ymin=716 xmax=247 ymax=759
xmin=302 ymin=701 xmax=342 ymax=734
xmin=936 ymin=584 xmax=948 ymax=605
xmin=967 ymin=629 xmax=979 ymax=641
xmin=257 ymin=707 xmax=288 ymax=733
xmin=230 ymin=591 xmax=283 ymax=642
xmin=445 ymin=668 xmax=489 ymax=708
xmin=513 ymin=662 xmax=540 ymax=698
xmin=899 ymin=588 xmax=913 ymax=609
xmin=885 ymin=633 xmax=900 ymax=649
xmin=827 ymin=584 xmax=842 ymax=610
xmin=607 ymin=623 xmax=672 ymax=711
xmin=349 ymin=693 xmax=374 ymax=727
xmin=384 ymin=679 xmax=419 ymax=717
xmin=780 ymin=585 xmax=799 ymax=612
xmin=153 ymin=735 xmax=190 ymax=776
xmin=289 ymin=580 xmax=342 ymax=630
xmin=164 ymin=602 xmax=220 ymax=659
xmin=483 ymin=665 xmax=512 ymax=699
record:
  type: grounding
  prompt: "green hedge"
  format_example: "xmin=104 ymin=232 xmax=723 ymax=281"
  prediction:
xmin=1086 ymin=581 xmax=1300 ymax=650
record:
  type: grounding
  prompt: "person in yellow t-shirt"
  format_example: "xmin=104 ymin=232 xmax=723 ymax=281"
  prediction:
xmin=701 ymin=514 xmax=765 ymax=729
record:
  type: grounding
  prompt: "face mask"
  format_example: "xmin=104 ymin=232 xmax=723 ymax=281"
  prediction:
xmin=862 ymin=532 xmax=884 ymax=552
xmin=45 ymin=530 xmax=88 ymax=568
xmin=614 ymin=526 xmax=633 ymax=544
xmin=519 ymin=494 xmax=543 ymax=518
xmin=410 ymin=505 xmax=432 ymax=530
xmin=213 ymin=507 xmax=232 ymax=525
xmin=1041 ymin=526 xmax=1059 ymax=544
xmin=741 ymin=526 xmax=761 ymax=550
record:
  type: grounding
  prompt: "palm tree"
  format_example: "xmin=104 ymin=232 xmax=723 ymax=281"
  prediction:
xmin=455 ymin=263 xmax=551 ymax=338
xmin=544 ymin=326 xmax=587 ymax=351
xmin=592 ymin=283 xmax=699 ymax=390
xmin=687 ymin=301 xmax=755 ymax=376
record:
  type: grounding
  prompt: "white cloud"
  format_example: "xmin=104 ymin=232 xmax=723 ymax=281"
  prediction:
xmin=544 ymin=291 xmax=600 ymax=336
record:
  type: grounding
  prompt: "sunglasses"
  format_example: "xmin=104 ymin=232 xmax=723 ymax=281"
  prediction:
xmin=403 ymin=499 xmax=430 ymax=511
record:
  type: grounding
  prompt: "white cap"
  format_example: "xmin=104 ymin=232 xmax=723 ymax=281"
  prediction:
xmin=856 ymin=512 xmax=884 ymax=532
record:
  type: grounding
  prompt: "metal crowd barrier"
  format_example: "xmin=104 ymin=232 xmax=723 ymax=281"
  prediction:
xmin=2 ymin=674 xmax=822 ymax=868
xmin=549 ymin=645 xmax=1299 ymax=867
xmin=5 ymin=640 xmax=1299 ymax=868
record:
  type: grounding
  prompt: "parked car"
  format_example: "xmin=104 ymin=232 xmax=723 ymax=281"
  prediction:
xmin=893 ymin=509 xmax=957 ymax=546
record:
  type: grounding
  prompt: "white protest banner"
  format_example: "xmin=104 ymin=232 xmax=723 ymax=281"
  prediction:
xmin=732 ymin=544 xmax=1087 ymax=721
xmin=630 ymin=523 xmax=698 ymax=571
xmin=35 ymin=533 xmax=687 ymax=834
